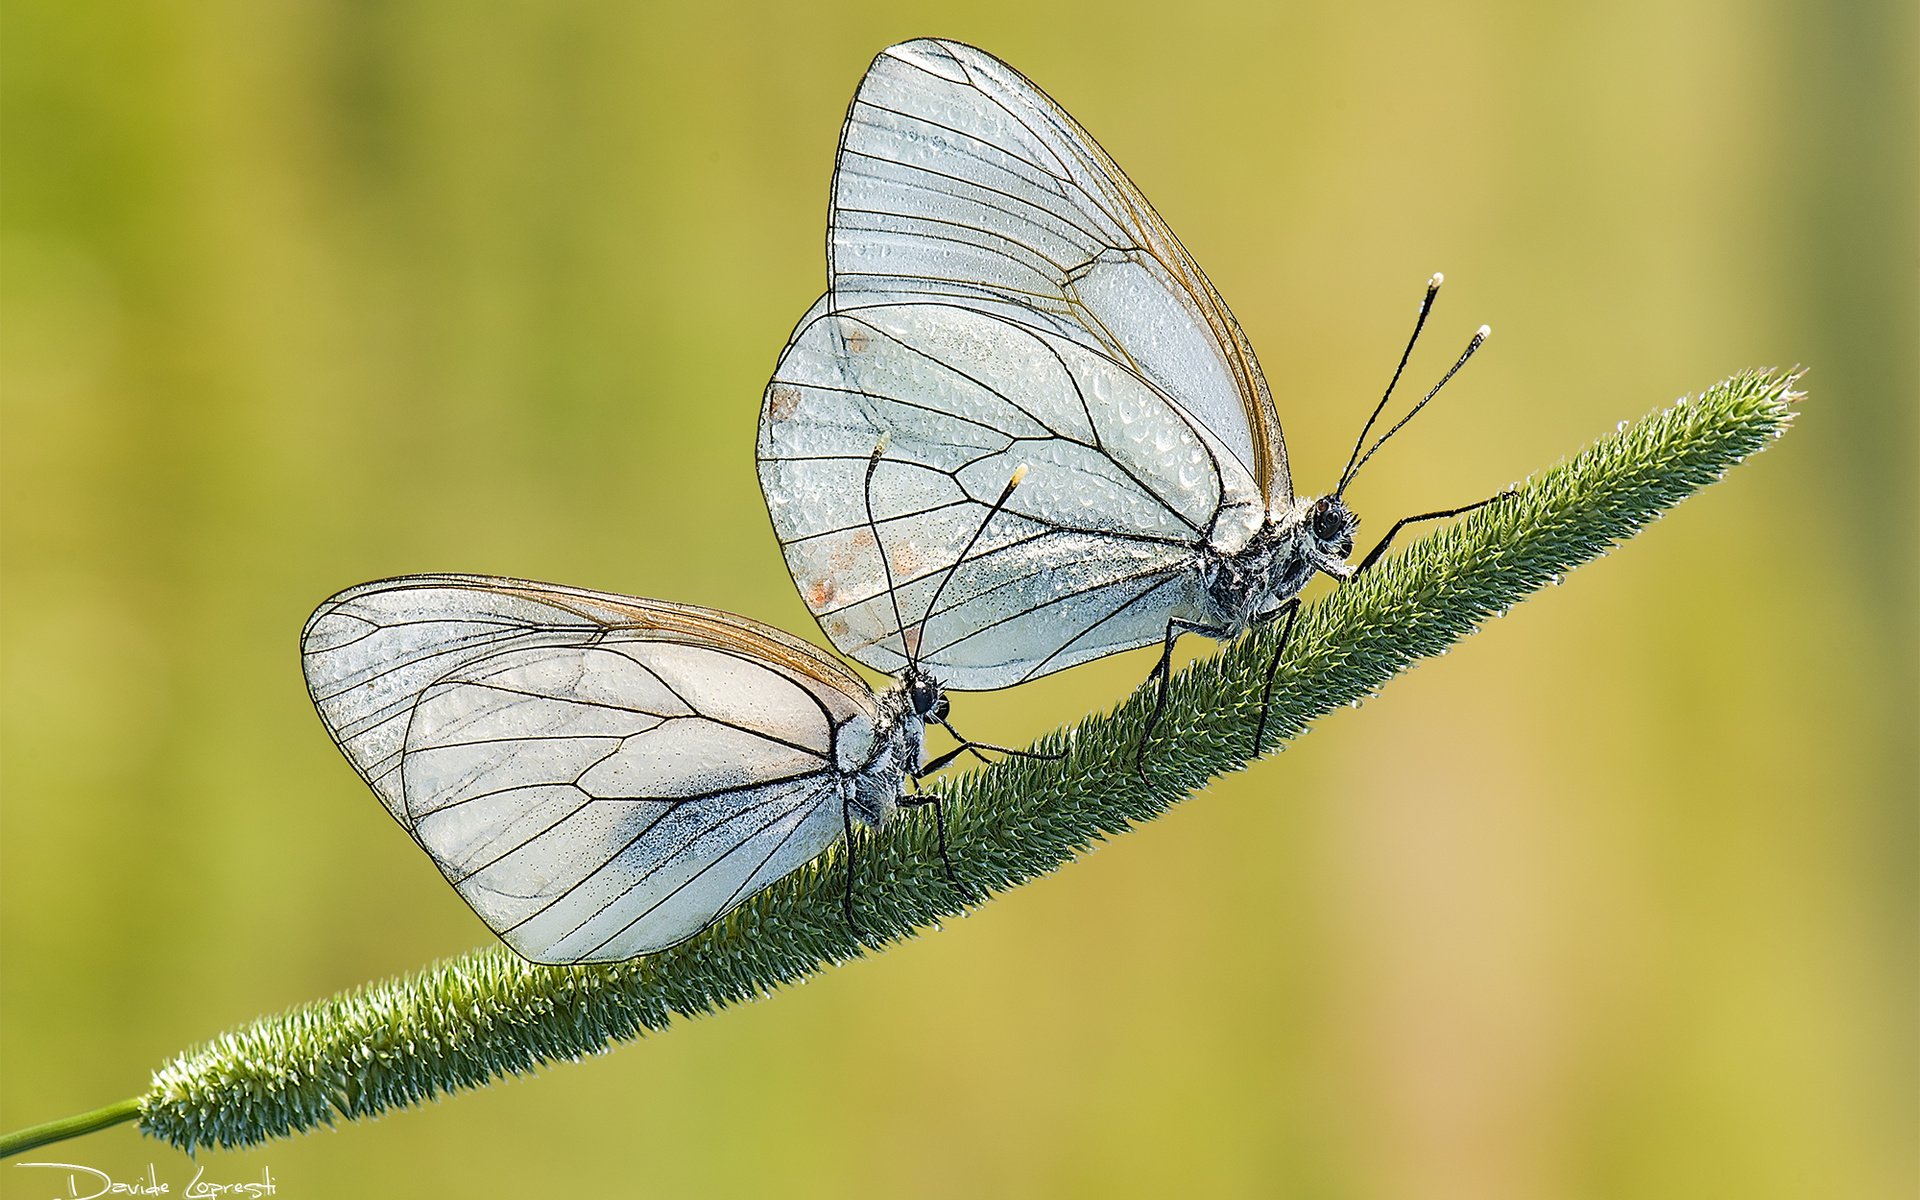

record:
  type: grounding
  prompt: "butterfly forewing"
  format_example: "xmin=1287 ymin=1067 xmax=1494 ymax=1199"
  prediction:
xmin=829 ymin=38 xmax=1287 ymax=498
xmin=301 ymin=575 xmax=876 ymax=963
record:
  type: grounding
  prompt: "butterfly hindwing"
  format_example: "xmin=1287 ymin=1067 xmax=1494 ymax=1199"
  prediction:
xmin=761 ymin=297 xmax=1263 ymax=688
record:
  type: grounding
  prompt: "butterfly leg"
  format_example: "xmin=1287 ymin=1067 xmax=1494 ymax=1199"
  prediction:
xmin=913 ymin=734 xmax=1051 ymax=775
xmin=930 ymin=715 xmax=1064 ymax=767
xmin=839 ymin=793 xmax=866 ymax=939
xmin=1135 ymin=616 xmax=1232 ymax=788
xmin=1355 ymin=489 xmax=1516 ymax=574
xmin=1252 ymin=598 xmax=1303 ymax=754
xmin=899 ymin=779 xmax=976 ymax=905
xmin=916 ymin=741 xmax=976 ymax=776
xmin=901 ymin=719 xmax=1054 ymax=904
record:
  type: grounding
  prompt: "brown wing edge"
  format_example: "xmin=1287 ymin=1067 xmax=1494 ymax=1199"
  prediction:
xmin=338 ymin=573 xmax=879 ymax=710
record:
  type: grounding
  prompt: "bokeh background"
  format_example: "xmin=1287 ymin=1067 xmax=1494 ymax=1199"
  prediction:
xmin=3 ymin=1 xmax=1912 ymax=1196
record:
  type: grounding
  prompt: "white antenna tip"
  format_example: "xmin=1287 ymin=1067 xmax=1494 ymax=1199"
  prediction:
xmin=1475 ymin=324 xmax=1492 ymax=340
xmin=1429 ymin=272 xmax=1445 ymax=287
xmin=1009 ymin=463 xmax=1029 ymax=487
xmin=873 ymin=431 xmax=891 ymax=454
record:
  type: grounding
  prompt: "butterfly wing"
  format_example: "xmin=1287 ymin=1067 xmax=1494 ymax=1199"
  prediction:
xmin=301 ymin=575 xmax=876 ymax=963
xmin=761 ymin=40 xmax=1288 ymax=688
xmin=761 ymin=298 xmax=1262 ymax=688
xmin=828 ymin=38 xmax=1288 ymax=502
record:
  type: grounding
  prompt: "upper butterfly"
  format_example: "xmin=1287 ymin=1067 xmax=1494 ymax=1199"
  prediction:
xmin=757 ymin=38 xmax=1490 ymax=707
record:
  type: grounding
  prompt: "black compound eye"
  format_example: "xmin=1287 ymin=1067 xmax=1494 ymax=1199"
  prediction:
xmin=909 ymin=676 xmax=943 ymax=718
xmin=1312 ymin=502 xmax=1345 ymax=542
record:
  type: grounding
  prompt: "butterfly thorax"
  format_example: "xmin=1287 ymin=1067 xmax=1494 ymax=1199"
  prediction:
xmin=1196 ymin=495 xmax=1359 ymax=633
xmin=847 ymin=668 xmax=945 ymax=827
xmin=1195 ymin=539 xmax=1281 ymax=635
xmin=1268 ymin=493 xmax=1360 ymax=601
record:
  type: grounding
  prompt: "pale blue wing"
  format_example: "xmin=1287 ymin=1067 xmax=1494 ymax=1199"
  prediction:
xmin=301 ymin=575 xmax=875 ymax=962
xmin=759 ymin=300 xmax=1261 ymax=689
xmin=829 ymin=38 xmax=1289 ymax=501
xmin=400 ymin=639 xmax=851 ymax=963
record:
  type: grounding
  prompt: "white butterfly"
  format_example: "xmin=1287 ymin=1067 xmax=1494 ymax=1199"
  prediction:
xmin=757 ymin=39 xmax=1493 ymax=746
xmin=301 ymin=575 xmax=959 ymax=963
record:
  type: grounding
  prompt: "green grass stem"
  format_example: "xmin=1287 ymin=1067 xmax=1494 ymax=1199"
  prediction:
xmin=1 ymin=369 xmax=1799 ymax=1157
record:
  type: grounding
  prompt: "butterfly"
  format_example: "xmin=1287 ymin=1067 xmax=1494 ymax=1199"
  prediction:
xmin=757 ymin=38 xmax=1499 ymax=765
xmin=301 ymin=574 xmax=1000 ymax=964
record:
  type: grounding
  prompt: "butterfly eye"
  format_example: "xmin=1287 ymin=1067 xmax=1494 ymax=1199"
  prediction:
xmin=1311 ymin=501 xmax=1346 ymax=542
xmin=908 ymin=675 xmax=944 ymax=719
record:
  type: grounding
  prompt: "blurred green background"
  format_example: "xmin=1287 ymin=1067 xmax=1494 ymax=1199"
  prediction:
xmin=3 ymin=1 xmax=1912 ymax=1196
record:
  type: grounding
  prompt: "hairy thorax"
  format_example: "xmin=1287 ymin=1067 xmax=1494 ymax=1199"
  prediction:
xmin=1192 ymin=496 xmax=1357 ymax=635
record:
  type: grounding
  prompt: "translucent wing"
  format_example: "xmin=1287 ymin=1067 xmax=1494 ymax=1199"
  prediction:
xmin=829 ymin=37 xmax=1289 ymax=502
xmin=301 ymin=575 xmax=876 ymax=963
xmin=760 ymin=298 xmax=1264 ymax=689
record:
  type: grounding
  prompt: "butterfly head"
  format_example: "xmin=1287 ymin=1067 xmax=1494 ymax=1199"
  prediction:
xmin=1304 ymin=495 xmax=1358 ymax=576
xmin=904 ymin=667 xmax=950 ymax=723
xmin=1243 ymin=495 xmax=1356 ymax=613
xmin=856 ymin=667 xmax=949 ymax=825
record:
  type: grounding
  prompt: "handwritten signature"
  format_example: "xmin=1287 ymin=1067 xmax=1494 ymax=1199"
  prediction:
xmin=12 ymin=1161 xmax=276 ymax=1198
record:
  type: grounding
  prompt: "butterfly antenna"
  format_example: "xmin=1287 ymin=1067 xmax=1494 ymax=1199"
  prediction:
xmin=863 ymin=434 xmax=915 ymax=671
xmin=1337 ymin=273 xmax=1443 ymax=497
xmin=1342 ymin=322 xmax=1491 ymax=494
xmin=917 ymin=463 xmax=1028 ymax=645
xmin=917 ymin=462 xmax=1065 ymax=767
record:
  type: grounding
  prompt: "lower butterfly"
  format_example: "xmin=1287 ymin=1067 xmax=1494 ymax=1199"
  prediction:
xmin=301 ymin=574 xmax=969 ymax=964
